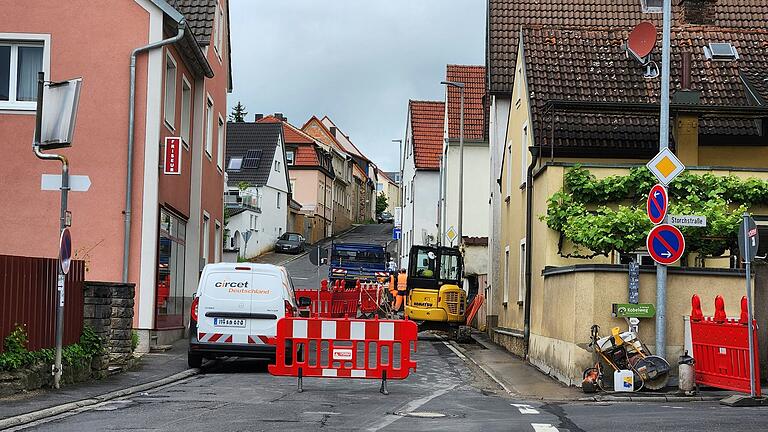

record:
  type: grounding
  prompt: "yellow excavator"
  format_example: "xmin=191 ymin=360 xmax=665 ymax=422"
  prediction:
xmin=404 ymin=245 xmax=467 ymax=331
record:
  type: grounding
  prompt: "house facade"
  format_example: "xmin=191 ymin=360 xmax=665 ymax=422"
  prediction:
xmin=224 ymin=121 xmax=289 ymax=258
xmin=489 ymin=0 xmax=768 ymax=384
xmin=400 ymin=100 xmax=443 ymax=269
xmin=377 ymin=171 xmax=400 ymax=213
xmin=0 ymin=0 xmax=231 ymax=348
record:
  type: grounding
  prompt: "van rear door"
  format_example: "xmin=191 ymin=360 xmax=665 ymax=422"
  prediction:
xmin=249 ymin=272 xmax=285 ymax=340
xmin=197 ymin=269 xmax=253 ymax=344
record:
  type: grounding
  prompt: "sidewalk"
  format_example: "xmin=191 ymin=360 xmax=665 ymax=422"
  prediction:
xmin=0 ymin=338 xmax=193 ymax=422
xmin=458 ymin=331 xmax=738 ymax=402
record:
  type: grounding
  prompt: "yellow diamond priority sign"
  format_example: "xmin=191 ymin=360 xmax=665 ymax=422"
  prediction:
xmin=647 ymin=148 xmax=685 ymax=185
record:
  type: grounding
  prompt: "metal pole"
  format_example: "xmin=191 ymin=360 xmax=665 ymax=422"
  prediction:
xmin=31 ymin=72 xmax=69 ymax=389
xmin=395 ymin=139 xmax=403 ymax=267
xmin=457 ymin=86 xmax=464 ymax=245
xmin=743 ymin=213 xmax=756 ymax=397
xmin=655 ymin=0 xmax=672 ymax=359
xmin=437 ymin=154 xmax=443 ymax=246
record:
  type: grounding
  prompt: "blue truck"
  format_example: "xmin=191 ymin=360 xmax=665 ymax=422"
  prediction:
xmin=328 ymin=243 xmax=389 ymax=283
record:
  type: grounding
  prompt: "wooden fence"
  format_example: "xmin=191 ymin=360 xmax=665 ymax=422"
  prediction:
xmin=0 ymin=255 xmax=85 ymax=353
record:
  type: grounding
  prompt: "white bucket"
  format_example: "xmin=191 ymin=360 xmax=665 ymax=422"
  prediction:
xmin=614 ymin=369 xmax=634 ymax=392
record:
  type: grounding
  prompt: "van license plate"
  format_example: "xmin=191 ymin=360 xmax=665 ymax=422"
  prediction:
xmin=213 ymin=318 xmax=246 ymax=328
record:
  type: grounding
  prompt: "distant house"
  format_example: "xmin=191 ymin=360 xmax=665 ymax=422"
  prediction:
xmin=377 ymin=171 xmax=400 ymax=213
xmin=401 ymin=100 xmax=444 ymax=269
xmin=225 ymin=121 xmax=290 ymax=258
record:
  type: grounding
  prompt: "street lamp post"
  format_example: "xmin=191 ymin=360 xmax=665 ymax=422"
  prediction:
xmin=441 ymin=81 xmax=465 ymax=246
xmin=393 ymin=139 xmax=403 ymax=267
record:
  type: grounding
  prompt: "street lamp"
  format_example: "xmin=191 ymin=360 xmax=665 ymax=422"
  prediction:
xmin=441 ymin=80 xmax=465 ymax=246
xmin=393 ymin=139 xmax=403 ymax=267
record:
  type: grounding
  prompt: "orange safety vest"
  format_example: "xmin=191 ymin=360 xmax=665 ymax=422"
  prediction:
xmin=397 ymin=273 xmax=408 ymax=292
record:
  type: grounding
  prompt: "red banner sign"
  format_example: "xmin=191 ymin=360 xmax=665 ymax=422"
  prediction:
xmin=164 ymin=137 xmax=181 ymax=175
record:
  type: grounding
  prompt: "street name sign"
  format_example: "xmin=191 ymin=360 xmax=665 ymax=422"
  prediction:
xmin=646 ymin=148 xmax=685 ymax=185
xmin=646 ymin=184 xmax=668 ymax=225
xmin=41 ymin=174 xmax=91 ymax=192
xmin=669 ymin=215 xmax=707 ymax=227
xmin=647 ymin=224 xmax=685 ymax=265
xmin=394 ymin=207 xmax=402 ymax=228
xmin=613 ymin=303 xmax=656 ymax=318
xmin=738 ymin=216 xmax=759 ymax=262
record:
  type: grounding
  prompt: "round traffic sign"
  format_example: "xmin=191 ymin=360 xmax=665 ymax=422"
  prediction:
xmin=59 ymin=228 xmax=72 ymax=275
xmin=647 ymin=184 xmax=668 ymax=225
xmin=647 ymin=224 xmax=685 ymax=265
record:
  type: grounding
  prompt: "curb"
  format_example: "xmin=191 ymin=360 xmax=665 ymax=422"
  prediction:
xmin=455 ymin=336 xmax=725 ymax=404
xmin=0 ymin=368 xmax=199 ymax=430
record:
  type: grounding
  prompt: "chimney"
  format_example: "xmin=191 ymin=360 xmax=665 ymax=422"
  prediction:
xmin=672 ymin=51 xmax=700 ymax=166
xmin=679 ymin=0 xmax=718 ymax=26
xmin=274 ymin=112 xmax=284 ymax=121
xmin=330 ymin=126 xmax=337 ymax=137
xmin=681 ymin=51 xmax=691 ymax=90
xmin=254 ymin=113 xmax=263 ymax=121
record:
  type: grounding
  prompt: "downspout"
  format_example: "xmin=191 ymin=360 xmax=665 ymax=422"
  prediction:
xmin=122 ymin=23 xmax=185 ymax=283
xmin=523 ymin=146 xmax=540 ymax=358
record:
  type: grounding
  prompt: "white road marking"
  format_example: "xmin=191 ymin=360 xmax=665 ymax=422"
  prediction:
xmin=291 ymin=277 xmax=310 ymax=280
xmin=511 ymin=403 xmax=540 ymax=414
xmin=304 ymin=411 xmax=340 ymax=415
xmin=531 ymin=423 xmax=559 ymax=432
xmin=441 ymin=340 xmax=467 ymax=360
xmin=365 ymin=384 xmax=458 ymax=431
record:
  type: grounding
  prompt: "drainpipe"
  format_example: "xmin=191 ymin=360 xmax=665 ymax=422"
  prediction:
xmin=523 ymin=145 xmax=541 ymax=358
xmin=122 ymin=23 xmax=186 ymax=283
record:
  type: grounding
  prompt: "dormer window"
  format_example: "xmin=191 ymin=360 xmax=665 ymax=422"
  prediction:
xmin=641 ymin=0 xmax=663 ymax=13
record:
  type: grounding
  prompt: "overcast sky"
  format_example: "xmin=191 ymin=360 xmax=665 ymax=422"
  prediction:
xmin=228 ymin=0 xmax=485 ymax=172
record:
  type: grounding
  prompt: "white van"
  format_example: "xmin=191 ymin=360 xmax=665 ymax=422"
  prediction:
xmin=187 ymin=262 xmax=303 ymax=367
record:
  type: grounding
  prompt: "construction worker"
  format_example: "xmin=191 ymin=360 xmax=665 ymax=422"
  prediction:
xmin=388 ymin=271 xmax=397 ymax=307
xmin=394 ymin=268 xmax=408 ymax=313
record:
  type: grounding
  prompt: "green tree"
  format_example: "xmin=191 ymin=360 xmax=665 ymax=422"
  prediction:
xmin=229 ymin=101 xmax=248 ymax=122
xmin=376 ymin=192 xmax=388 ymax=214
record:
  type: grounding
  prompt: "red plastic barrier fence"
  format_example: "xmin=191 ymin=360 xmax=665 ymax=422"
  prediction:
xmin=268 ymin=317 xmax=418 ymax=393
xmin=360 ymin=282 xmax=382 ymax=315
xmin=330 ymin=280 xmax=361 ymax=318
xmin=464 ymin=293 xmax=485 ymax=326
xmin=690 ymin=294 xmax=761 ymax=396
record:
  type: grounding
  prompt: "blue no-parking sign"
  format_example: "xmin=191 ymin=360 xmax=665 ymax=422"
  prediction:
xmin=646 ymin=184 xmax=668 ymax=225
xmin=647 ymin=224 xmax=685 ymax=265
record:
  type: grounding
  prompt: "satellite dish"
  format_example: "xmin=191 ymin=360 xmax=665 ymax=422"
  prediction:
xmin=627 ymin=21 xmax=657 ymax=65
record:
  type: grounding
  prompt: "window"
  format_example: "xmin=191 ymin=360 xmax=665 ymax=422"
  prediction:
xmin=217 ymin=115 xmax=224 ymax=169
xmin=213 ymin=2 xmax=225 ymax=58
xmin=520 ymin=123 xmax=529 ymax=186
xmin=274 ymin=160 xmax=281 ymax=172
xmin=503 ymin=246 xmax=510 ymax=305
xmin=180 ymin=77 xmax=191 ymax=146
xmin=515 ymin=66 xmax=522 ymax=107
xmin=377 ymin=183 xmax=384 ymax=192
xmin=277 ymin=191 xmax=282 ymax=208
xmin=164 ymin=53 xmax=177 ymax=129
xmin=286 ymin=150 xmax=295 ymax=165
xmin=641 ymin=0 xmax=663 ymax=13
xmin=157 ymin=209 xmax=186 ymax=328
xmin=0 ymin=36 xmax=47 ymax=110
xmin=214 ymin=221 xmax=221 ymax=263
xmin=505 ymin=140 xmax=512 ymax=201
xmin=205 ymin=97 xmax=213 ymax=157
xmin=202 ymin=214 xmax=210 ymax=265
xmin=289 ymin=179 xmax=296 ymax=192
xmin=227 ymin=157 xmax=242 ymax=171
xmin=518 ymin=240 xmax=526 ymax=303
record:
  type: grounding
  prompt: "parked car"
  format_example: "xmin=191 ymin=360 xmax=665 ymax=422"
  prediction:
xmin=274 ymin=232 xmax=306 ymax=254
xmin=187 ymin=263 xmax=308 ymax=368
xmin=377 ymin=211 xmax=394 ymax=224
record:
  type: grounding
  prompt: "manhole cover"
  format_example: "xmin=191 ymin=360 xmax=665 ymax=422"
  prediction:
xmin=395 ymin=411 xmax=447 ymax=418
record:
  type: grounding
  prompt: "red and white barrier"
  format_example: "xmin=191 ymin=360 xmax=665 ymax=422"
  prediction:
xmin=268 ymin=317 xmax=418 ymax=393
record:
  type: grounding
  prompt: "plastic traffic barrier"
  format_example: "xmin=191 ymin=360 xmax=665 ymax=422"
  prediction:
xmin=689 ymin=294 xmax=761 ymax=396
xmin=330 ymin=281 xmax=361 ymax=318
xmin=360 ymin=282 xmax=382 ymax=315
xmin=268 ymin=317 xmax=418 ymax=394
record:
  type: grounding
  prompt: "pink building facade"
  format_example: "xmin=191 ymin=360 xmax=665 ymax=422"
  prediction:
xmin=0 ymin=0 xmax=231 ymax=348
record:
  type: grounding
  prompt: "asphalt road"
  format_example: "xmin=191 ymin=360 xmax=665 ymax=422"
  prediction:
xmin=17 ymin=225 xmax=768 ymax=431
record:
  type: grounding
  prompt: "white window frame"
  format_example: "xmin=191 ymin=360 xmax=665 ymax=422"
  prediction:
xmin=518 ymin=239 xmax=526 ymax=303
xmin=277 ymin=191 xmax=282 ymax=208
xmin=180 ymin=76 xmax=192 ymax=148
xmin=515 ymin=65 xmax=522 ymax=107
xmin=0 ymin=33 xmax=51 ymax=112
xmin=520 ymin=122 xmax=529 ymax=187
xmin=217 ymin=114 xmax=224 ymax=170
xmin=205 ymin=95 xmax=214 ymax=158
xmin=202 ymin=213 xmax=210 ymax=265
xmin=505 ymin=140 xmax=512 ymax=201
xmin=163 ymin=52 xmax=177 ymax=130
xmin=503 ymin=246 xmax=510 ymax=305
xmin=214 ymin=221 xmax=222 ymax=263
xmin=214 ymin=2 xmax=225 ymax=61
xmin=286 ymin=150 xmax=295 ymax=165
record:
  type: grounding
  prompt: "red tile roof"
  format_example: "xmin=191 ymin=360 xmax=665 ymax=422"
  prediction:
xmin=294 ymin=144 xmax=319 ymax=166
xmin=409 ymin=100 xmax=444 ymax=171
xmin=446 ymin=65 xmax=486 ymax=141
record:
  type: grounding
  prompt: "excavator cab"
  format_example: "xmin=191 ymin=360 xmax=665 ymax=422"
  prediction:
xmin=404 ymin=245 xmax=466 ymax=329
